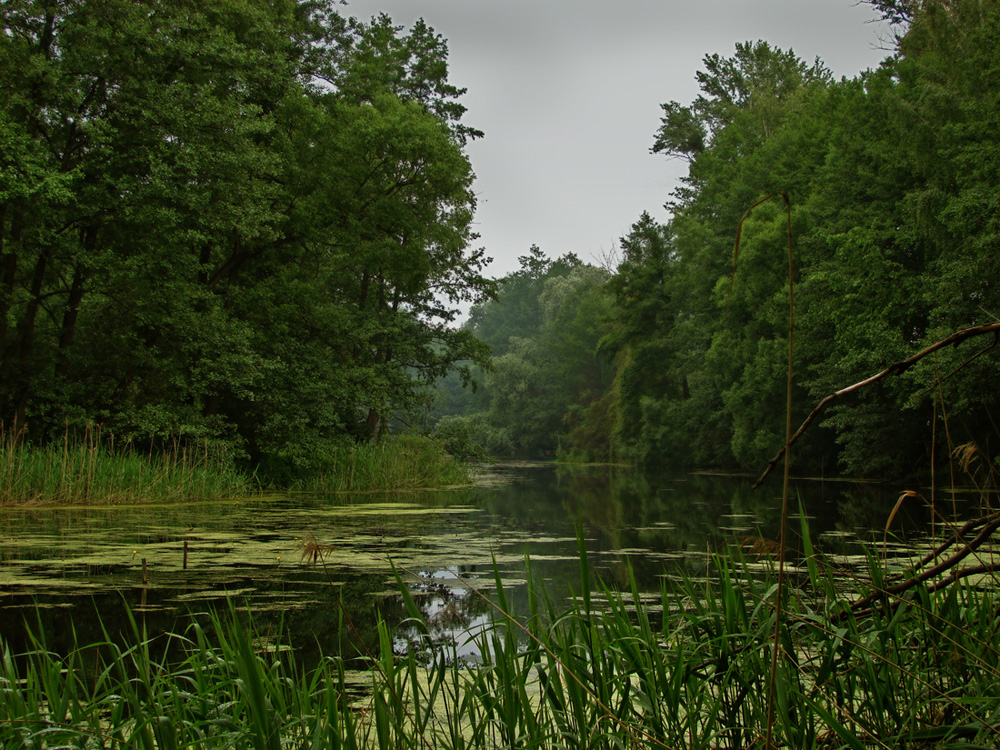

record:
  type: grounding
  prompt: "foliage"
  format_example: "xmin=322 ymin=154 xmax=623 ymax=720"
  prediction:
xmin=3 ymin=527 xmax=999 ymax=748
xmin=436 ymin=248 xmax=616 ymax=459
xmin=602 ymin=4 xmax=1000 ymax=477
xmin=432 ymin=7 xmax=1000 ymax=478
xmin=0 ymin=1 xmax=491 ymax=484
xmin=433 ymin=413 xmax=492 ymax=461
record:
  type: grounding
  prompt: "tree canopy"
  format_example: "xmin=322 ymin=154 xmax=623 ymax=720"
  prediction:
xmin=615 ymin=2 xmax=1000 ymax=477
xmin=434 ymin=0 xmax=1000 ymax=481
xmin=0 ymin=0 xmax=492 ymax=480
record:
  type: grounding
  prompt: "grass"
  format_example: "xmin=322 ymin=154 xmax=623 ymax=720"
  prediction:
xmin=2 ymin=516 xmax=998 ymax=749
xmin=0 ymin=429 xmax=252 ymax=506
xmin=0 ymin=430 xmax=471 ymax=505
xmin=296 ymin=434 xmax=472 ymax=494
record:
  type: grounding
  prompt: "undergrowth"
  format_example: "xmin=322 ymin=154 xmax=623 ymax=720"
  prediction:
xmin=295 ymin=433 xmax=471 ymax=493
xmin=0 ymin=430 xmax=470 ymax=504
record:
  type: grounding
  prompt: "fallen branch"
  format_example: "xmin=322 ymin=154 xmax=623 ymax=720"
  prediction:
xmin=836 ymin=511 xmax=1000 ymax=621
xmin=754 ymin=322 xmax=1000 ymax=489
xmin=847 ymin=561 xmax=1000 ymax=622
xmin=894 ymin=513 xmax=998 ymax=582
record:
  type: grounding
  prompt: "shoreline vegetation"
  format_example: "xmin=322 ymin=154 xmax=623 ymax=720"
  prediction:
xmin=1 ymin=526 xmax=997 ymax=748
xmin=0 ymin=430 xmax=470 ymax=506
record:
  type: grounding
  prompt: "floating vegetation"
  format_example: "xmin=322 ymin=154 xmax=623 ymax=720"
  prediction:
xmin=2 ymin=524 xmax=999 ymax=749
xmin=1 ymin=463 xmax=987 ymax=737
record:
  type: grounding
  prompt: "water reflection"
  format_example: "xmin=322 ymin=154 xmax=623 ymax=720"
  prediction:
xmin=0 ymin=464 xmax=969 ymax=664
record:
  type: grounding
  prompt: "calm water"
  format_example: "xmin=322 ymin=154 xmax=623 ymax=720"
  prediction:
xmin=0 ymin=463 xmax=952 ymax=662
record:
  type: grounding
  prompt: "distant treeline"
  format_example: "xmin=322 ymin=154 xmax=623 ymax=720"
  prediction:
xmin=1 ymin=1 xmax=492 ymax=483
xmin=437 ymin=1 xmax=1000 ymax=479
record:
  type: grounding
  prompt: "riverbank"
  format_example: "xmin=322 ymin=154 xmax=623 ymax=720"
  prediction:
xmin=2 ymin=534 xmax=997 ymax=748
xmin=0 ymin=432 xmax=470 ymax=505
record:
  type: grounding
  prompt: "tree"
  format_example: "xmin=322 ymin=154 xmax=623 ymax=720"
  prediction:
xmin=0 ymin=1 xmax=493 ymax=480
xmin=613 ymin=6 xmax=1000 ymax=478
xmin=0 ymin=0 xmax=309 ymax=438
xmin=434 ymin=250 xmax=614 ymax=459
xmin=613 ymin=43 xmax=837 ymax=470
xmin=653 ymin=41 xmax=830 ymax=166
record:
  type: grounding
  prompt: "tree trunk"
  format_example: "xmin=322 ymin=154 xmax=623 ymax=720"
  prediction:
xmin=0 ymin=206 xmax=21 ymax=363
xmin=55 ymin=265 xmax=86 ymax=377
xmin=198 ymin=243 xmax=212 ymax=286
xmin=10 ymin=253 xmax=48 ymax=431
xmin=55 ymin=226 xmax=95 ymax=378
xmin=366 ymin=408 xmax=381 ymax=444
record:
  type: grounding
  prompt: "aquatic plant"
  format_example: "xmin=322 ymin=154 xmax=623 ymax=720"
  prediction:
xmin=295 ymin=433 xmax=471 ymax=493
xmin=0 ymin=427 xmax=251 ymax=505
xmin=2 ymin=523 xmax=998 ymax=748
xmin=0 ymin=427 xmax=472 ymax=504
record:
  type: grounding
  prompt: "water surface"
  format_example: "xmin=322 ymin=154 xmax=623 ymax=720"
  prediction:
xmin=0 ymin=463 xmax=950 ymax=662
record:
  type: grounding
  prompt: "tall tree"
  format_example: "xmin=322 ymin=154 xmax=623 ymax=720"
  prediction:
xmin=0 ymin=1 xmax=492 ymax=479
xmin=436 ymin=250 xmax=613 ymax=459
xmin=610 ymin=6 xmax=1000 ymax=478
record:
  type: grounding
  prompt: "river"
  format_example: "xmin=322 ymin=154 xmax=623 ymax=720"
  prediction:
xmin=0 ymin=463 xmax=954 ymax=663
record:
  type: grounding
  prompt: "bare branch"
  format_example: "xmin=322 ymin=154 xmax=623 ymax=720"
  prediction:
xmin=838 ymin=512 xmax=1000 ymax=622
xmin=753 ymin=321 xmax=1000 ymax=489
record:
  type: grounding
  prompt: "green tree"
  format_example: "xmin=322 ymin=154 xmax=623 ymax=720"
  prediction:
xmin=654 ymin=41 xmax=830 ymax=167
xmin=435 ymin=249 xmax=614 ymax=459
xmin=612 ymin=42 xmax=835 ymax=470
xmin=612 ymin=5 xmax=1000 ymax=478
xmin=0 ymin=1 xmax=492 ymax=481
xmin=0 ymin=0 xmax=309 ymax=439
xmin=467 ymin=245 xmax=580 ymax=357
xmin=799 ymin=0 xmax=1000 ymax=474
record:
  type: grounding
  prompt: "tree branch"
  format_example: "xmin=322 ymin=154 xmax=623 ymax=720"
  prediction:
xmin=753 ymin=321 xmax=1000 ymax=489
xmin=834 ymin=512 xmax=1000 ymax=622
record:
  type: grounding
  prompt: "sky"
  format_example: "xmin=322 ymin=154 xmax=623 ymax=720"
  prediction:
xmin=341 ymin=0 xmax=893 ymax=280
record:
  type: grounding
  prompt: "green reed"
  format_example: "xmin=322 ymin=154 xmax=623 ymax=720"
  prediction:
xmin=2 ymin=520 xmax=998 ymax=749
xmin=1 ymin=428 xmax=469 ymax=504
xmin=299 ymin=434 xmax=471 ymax=493
xmin=0 ymin=428 xmax=251 ymax=505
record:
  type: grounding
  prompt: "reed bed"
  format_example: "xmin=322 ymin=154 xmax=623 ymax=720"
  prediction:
xmin=0 ymin=430 xmax=251 ymax=505
xmin=300 ymin=434 xmax=471 ymax=493
xmin=2 ymin=520 xmax=998 ymax=749
xmin=0 ymin=429 xmax=469 ymax=504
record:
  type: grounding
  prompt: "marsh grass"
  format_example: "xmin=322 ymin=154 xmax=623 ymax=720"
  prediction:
xmin=2 ymin=517 xmax=999 ymax=749
xmin=0 ymin=430 xmax=469 ymax=504
xmin=0 ymin=429 xmax=251 ymax=506
xmin=300 ymin=434 xmax=471 ymax=493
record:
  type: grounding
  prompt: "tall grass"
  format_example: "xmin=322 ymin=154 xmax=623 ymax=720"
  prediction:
xmin=3 ymin=521 xmax=998 ymax=748
xmin=1 ymin=430 xmax=470 ymax=504
xmin=298 ymin=434 xmax=471 ymax=493
xmin=0 ymin=428 xmax=251 ymax=505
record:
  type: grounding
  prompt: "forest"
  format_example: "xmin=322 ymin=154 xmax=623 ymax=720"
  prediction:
xmin=2 ymin=0 xmax=999 ymax=487
xmin=438 ymin=0 xmax=1000 ymax=481
xmin=1 ymin=0 xmax=493 ymax=486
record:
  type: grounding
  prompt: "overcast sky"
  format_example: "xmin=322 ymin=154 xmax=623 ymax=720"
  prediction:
xmin=341 ymin=0 xmax=892 ymax=279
